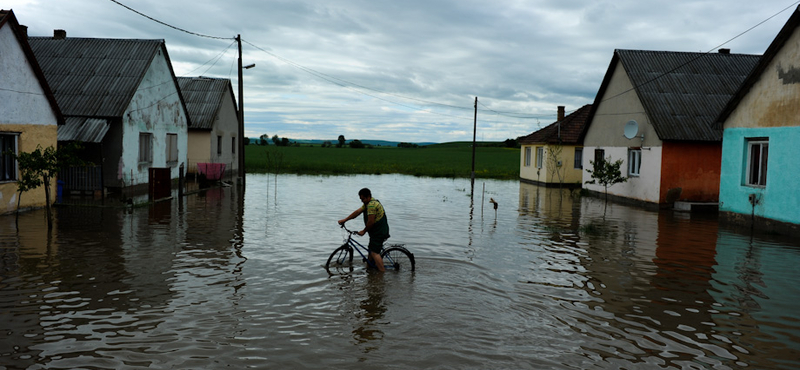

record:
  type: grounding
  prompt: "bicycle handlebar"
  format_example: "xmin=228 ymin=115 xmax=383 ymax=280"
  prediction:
xmin=339 ymin=223 xmax=360 ymax=236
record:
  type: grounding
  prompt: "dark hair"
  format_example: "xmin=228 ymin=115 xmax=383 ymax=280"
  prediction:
xmin=358 ymin=188 xmax=371 ymax=198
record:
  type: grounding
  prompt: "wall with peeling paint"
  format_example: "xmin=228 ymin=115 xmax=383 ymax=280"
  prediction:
xmin=0 ymin=24 xmax=59 ymax=214
xmin=108 ymin=47 xmax=188 ymax=191
xmin=720 ymin=22 xmax=800 ymax=226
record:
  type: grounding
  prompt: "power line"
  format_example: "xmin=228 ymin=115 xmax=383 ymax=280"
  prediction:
xmin=599 ymin=1 xmax=800 ymax=105
xmin=108 ymin=0 xmax=233 ymax=41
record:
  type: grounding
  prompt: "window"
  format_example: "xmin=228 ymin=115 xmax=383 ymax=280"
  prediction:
xmin=593 ymin=149 xmax=605 ymax=170
xmin=0 ymin=134 xmax=18 ymax=181
xmin=574 ymin=148 xmax=583 ymax=169
xmin=232 ymin=137 xmax=236 ymax=154
xmin=524 ymin=147 xmax=531 ymax=167
xmin=166 ymin=133 xmax=178 ymax=163
xmin=628 ymin=149 xmax=641 ymax=176
xmin=536 ymin=147 xmax=544 ymax=169
xmin=139 ymin=133 xmax=152 ymax=163
xmin=746 ymin=139 xmax=768 ymax=186
xmin=217 ymin=136 xmax=222 ymax=155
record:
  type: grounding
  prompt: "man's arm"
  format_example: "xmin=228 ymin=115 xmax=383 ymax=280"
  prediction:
xmin=359 ymin=214 xmax=376 ymax=236
xmin=338 ymin=208 xmax=363 ymax=225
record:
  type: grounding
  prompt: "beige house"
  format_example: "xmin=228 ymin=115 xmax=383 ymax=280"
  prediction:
xmin=519 ymin=105 xmax=591 ymax=188
xmin=0 ymin=10 xmax=63 ymax=214
xmin=178 ymin=77 xmax=239 ymax=180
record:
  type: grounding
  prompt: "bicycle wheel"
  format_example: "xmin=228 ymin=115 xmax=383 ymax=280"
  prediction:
xmin=326 ymin=244 xmax=354 ymax=273
xmin=381 ymin=246 xmax=415 ymax=272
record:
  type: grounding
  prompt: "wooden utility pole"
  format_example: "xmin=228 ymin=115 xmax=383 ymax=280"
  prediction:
xmin=237 ymin=34 xmax=245 ymax=186
xmin=471 ymin=97 xmax=477 ymax=190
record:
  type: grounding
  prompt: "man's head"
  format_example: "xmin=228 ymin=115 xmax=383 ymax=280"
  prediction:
xmin=358 ymin=188 xmax=372 ymax=204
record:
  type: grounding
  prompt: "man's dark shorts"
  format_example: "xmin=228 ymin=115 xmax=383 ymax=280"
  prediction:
xmin=368 ymin=236 xmax=388 ymax=254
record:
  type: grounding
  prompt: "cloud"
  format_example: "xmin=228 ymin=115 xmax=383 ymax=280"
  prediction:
xmin=5 ymin=0 xmax=796 ymax=142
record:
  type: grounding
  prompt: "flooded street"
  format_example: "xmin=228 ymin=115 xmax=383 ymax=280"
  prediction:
xmin=1 ymin=173 xmax=799 ymax=369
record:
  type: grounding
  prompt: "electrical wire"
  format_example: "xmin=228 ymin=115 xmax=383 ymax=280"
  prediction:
xmin=108 ymin=0 xmax=233 ymax=41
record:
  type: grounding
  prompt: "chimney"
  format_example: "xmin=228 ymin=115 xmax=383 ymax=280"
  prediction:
xmin=718 ymin=48 xmax=730 ymax=54
xmin=557 ymin=106 xmax=565 ymax=121
xmin=53 ymin=29 xmax=66 ymax=40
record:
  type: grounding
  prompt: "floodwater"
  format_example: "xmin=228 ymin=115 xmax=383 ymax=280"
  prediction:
xmin=1 ymin=173 xmax=799 ymax=369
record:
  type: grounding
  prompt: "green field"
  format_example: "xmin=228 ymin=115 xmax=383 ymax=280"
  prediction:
xmin=244 ymin=143 xmax=520 ymax=179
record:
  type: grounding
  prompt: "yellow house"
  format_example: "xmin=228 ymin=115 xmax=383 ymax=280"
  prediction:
xmin=0 ymin=10 xmax=63 ymax=214
xmin=519 ymin=105 xmax=591 ymax=188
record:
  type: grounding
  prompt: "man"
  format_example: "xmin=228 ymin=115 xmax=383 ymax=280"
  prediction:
xmin=338 ymin=188 xmax=390 ymax=272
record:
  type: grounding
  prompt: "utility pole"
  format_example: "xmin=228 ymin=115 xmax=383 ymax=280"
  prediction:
xmin=471 ymin=97 xmax=477 ymax=191
xmin=237 ymin=34 xmax=245 ymax=187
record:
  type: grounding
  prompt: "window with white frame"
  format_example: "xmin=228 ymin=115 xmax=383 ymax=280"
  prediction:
xmin=524 ymin=147 xmax=531 ymax=167
xmin=231 ymin=137 xmax=236 ymax=154
xmin=166 ymin=133 xmax=178 ymax=163
xmin=628 ymin=149 xmax=641 ymax=176
xmin=574 ymin=148 xmax=583 ymax=169
xmin=746 ymin=138 xmax=768 ymax=186
xmin=139 ymin=133 xmax=152 ymax=163
xmin=536 ymin=147 xmax=544 ymax=168
xmin=0 ymin=133 xmax=18 ymax=181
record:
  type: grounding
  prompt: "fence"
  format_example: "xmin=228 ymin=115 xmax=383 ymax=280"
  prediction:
xmin=60 ymin=165 xmax=103 ymax=195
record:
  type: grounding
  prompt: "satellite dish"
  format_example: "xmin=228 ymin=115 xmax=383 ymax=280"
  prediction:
xmin=623 ymin=120 xmax=639 ymax=139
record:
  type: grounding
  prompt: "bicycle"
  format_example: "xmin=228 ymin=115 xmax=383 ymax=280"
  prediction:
xmin=326 ymin=223 xmax=415 ymax=273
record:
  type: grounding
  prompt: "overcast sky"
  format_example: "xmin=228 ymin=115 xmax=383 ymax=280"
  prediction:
xmin=6 ymin=0 xmax=799 ymax=143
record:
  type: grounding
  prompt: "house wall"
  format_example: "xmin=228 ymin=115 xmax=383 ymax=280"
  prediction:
xmin=210 ymin=91 xmax=239 ymax=176
xmin=583 ymin=61 xmax=664 ymax=203
xmin=187 ymin=130 xmax=211 ymax=174
xmin=0 ymin=25 xmax=59 ymax=214
xmin=114 ymin=47 xmax=188 ymax=190
xmin=720 ymin=22 xmax=800 ymax=227
xmin=660 ymin=141 xmax=721 ymax=203
xmin=720 ymin=127 xmax=800 ymax=225
xmin=520 ymin=144 xmax=583 ymax=186
xmin=520 ymin=144 xmax=543 ymax=183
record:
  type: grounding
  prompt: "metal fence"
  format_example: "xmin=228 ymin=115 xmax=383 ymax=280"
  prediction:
xmin=60 ymin=165 xmax=103 ymax=194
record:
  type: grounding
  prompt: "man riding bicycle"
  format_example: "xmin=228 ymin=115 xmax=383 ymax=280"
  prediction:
xmin=338 ymin=188 xmax=390 ymax=272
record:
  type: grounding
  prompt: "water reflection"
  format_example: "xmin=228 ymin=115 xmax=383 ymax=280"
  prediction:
xmin=1 ymin=174 xmax=798 ymax=369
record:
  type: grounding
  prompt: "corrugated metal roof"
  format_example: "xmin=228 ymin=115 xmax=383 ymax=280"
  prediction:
xmin=27 ymin=37 xmax=162 ymax=118
xmin=177 ymin=77 xmax=236 ymax=130
xmin=617 ymin=49 xmax=760 ymax=141
xmin=58 ymin=117 xmax=109 ymax=143
xmin=520 ymin=104 xmax=592 ymax=145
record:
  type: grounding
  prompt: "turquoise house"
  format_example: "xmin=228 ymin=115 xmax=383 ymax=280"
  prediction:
xmin=716 ymin=6 xmax=800 ymax=235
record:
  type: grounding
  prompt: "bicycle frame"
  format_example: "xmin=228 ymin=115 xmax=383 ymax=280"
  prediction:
xmin=340 ymin=224 xmax=399 ymax=270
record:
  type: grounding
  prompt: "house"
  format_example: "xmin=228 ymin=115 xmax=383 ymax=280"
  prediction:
xmin=519 ymin=105 xmax=592 ymax=188
xmin=0 ymin=10 xmax=64 ymax=214
xmin=177 ymin=77 xmax=239 ymax=180
xmin=715 ymin=6 xmax=800 ymax=235
xmin=582 ymin=49 xmax=760 ymax=207
xmin=28 ymin=31 xmax=190 ymax=195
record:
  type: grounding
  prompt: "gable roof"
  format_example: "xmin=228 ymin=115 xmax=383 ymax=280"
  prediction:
xmin=716 ymin=6 xmax=800 ymax=127
xmin=177 ymin=77 xmax=237 ymax=131
xmin=519 ymin=104 xmax=592 ymax=145
xmin=27 ymin=35 xmax=191 ymax=142
xmin=588 ymin=49 xmax=760 ymax=142
xmin=0 ymin=9 xmax=64 ymax=125
xmin=28 ymin=36 xmax=166 ymax=118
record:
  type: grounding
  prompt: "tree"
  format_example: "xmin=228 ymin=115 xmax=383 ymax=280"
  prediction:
xmin=545 ymin=144 xmax=565 ymax=188
xmin=10 ymin=143 xmax=84 ymax=228
xmin=337 ymin=135 xmax=346 ymax=148
xmin=272 ymin=135 xmax=280 ymax=146
xmin=585 ymin=157 xmax=628 ymax=201
xmin=349 ymin=139 xmax=365 ymax=149
xmin=259 ymin=134 xmax=270 ymax=146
